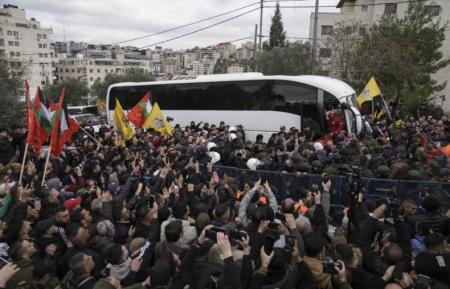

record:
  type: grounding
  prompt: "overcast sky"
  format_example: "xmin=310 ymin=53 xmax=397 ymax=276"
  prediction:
xmin=8 ymin=0 xmax=339 ymax=50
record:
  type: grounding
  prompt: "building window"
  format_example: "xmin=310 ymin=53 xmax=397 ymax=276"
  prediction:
xmin=13 ymin=31 xmax=18 ymax=36
xmin=97 ymin=69 xmax=100 ymax=73
xmin=7 ymin=30 xmax=12 ymax=36
xmin=66 ymin=69 xmax=69 ymax=72
xmin=361 ymin=5 xmax=368 ymax=12
xmin=14 ymin=41 xmax=19 ymax=46
xmin=43 ymin=44 xmax=47 ymax=48
xmin=0 ymin=50 xmax=4 ymax=57
xmin=8 ymin=41 xmax=13 ymax=46
xmin=321 ymin=25 xmax=333 ymax=36
xmin=384 ymin=3 xmax=397 ymax=15
xmin=16 ymin=62 xmax=21 ymax=67
xmin=32 ymin=24 xmax=37 ymax=29
xmin=359 ymin=27 xmax=366 ymax=36
xmin=15 ymin=52 xmax=19 ymax=56
xmin=60 ymin=76 xmax=63 ymax=80
xmin=38 ymin=53 xmax=43 ymax=58
xmin=90 ymin=69 xmax=93 ymax=73
xmin=319 ymin=48 xmax=332 ymax=58
xmin=41 ymin=81 xmax=46 ymax=85
xmin=90 ymin=77 xmax=93 ymax=81
xmin=425 ymin=5 xmax=440 ymax=17
xmin=72 ymin=69 xmax=75 ymax=73
xmin=60 ymin=68 xmax=63 ymax=72
xmin=10 ymin=51 xmax=14 ymax=57
xmin=0 ymin=28 xmax=2 ymax=36
xmin=38 ymin=43 xmax=42 ymax=48
xmin=0 ymin=39 xmax=3 ymax=46
xmin=105 ymin=69 xmax=108 ymax=72
xmin=42 ymin=34 xmax=47 ymax=39
xmin=44 ymin=53 xmax=47 ymax=58
xmin=37 ymin=33 xmax=41 ymax=39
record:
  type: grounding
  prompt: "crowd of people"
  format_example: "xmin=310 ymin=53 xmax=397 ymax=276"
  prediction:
xmin=0 ymin=112 xmax=448 ymax=289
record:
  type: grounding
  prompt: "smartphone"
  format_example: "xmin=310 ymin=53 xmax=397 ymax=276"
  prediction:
xmin=391 ymin=262 xmax=405 ymax=281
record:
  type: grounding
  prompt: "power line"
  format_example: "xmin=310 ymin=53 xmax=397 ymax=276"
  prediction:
xmin=108 ymin=1 xmax=260 ymax=45
xmin=137 ymin=7 xmax=261 ymax=50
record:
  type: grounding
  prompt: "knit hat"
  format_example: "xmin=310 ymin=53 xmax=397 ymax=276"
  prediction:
xmin=47 ymin=178 xmax=61 ymax=190
xmin=63 ymin=197 xmax=81 ymax=212
xmin=313 ymin=142 xmax=324 ymax=152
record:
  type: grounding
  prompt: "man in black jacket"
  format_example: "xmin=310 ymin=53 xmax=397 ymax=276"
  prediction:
xmin=61 ymin=253 xmax=96 ymax=289
xmin=415 ymin=233 xmax=450 ymax=286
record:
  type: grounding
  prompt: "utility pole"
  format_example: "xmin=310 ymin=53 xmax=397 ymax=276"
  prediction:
xmin=311 ymin=0 xmax=319 ymax=74
xmin=257 ymin=0 xmax=263 ymax=72
xmin=253 ymin=24 xmax=258 ymax=72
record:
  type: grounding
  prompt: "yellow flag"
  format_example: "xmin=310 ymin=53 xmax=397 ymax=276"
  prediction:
xmin=374 ymin=107 xmax=385 ymax=121
xmin=143 ymin=102 xmax=173 ymax=136
xmin=113 ymin=99 xmax=134 ymax=144
xmin=357 ymin=77 xmax=381 ymax=107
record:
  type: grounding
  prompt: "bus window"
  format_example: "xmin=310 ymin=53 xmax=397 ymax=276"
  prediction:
xmin=269 ymin=81 xmax=321 ymax=130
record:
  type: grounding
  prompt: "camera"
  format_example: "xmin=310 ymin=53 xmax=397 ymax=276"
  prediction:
xmin=275 ymin=212 xmax=286 ymax=222
xmin=322 ymin=257 xmax=343 ymax=274
xmin=264 ymin=227 xmax=280 ymax=254
xmin=205 ymin=227 xmax=247 ymax=242
xmin=322 ymin=173 xmax=331 ymax=184
xmin=339 ymin=165 xmax=363 ymax=198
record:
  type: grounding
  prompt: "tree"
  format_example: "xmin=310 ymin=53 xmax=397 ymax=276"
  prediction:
xmin=324 ymin=0 xmax=449 ymax=113
xmin=323 ymin=21 xmax=364 ymax=85
xmin=43 ymin=78 xmax=89 ymax=106
xmin=268 ymin=2 xmax=287 ymax=50
xmin=91 ymin=68 xmax=154 ymax=100
xmin=0 ymin=61 xmax=24 ymax=126
xmin=259 ymin=41 xmax=314 ymax=75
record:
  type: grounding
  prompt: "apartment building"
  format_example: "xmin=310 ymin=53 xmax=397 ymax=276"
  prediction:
xmin=0 ymin=4 xmax=55 ymax=95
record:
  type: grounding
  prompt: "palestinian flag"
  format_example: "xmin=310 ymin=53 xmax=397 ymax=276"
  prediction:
xmin=127 ymin=92 xmax=152 ymax=128
xmin=26 ymin=86 xmax=52 ymax=152
xmin=49 ymin=88 xmax=80 ymax=156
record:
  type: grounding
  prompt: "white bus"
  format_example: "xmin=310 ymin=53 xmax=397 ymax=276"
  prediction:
xmin=106 ymin=73 xmax=362 ymax=140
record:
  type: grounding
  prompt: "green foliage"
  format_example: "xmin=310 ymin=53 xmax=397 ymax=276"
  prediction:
xmin=43 ymin=77 xmax=89 ymax=106
xmin=0 ymin=62 xmax=24 ymax=126
xmin=91 ymin=68 xmax=154 ymax=100
xmin=325 ymin=0 xmax=449 ymax=113
xmin=268 ymin=2 xmax=287 ymax=50
xmin=259 ymin=42 xmax=313 ymax=75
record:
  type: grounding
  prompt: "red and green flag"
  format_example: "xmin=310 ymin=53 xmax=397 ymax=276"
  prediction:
xmin=49 ymin=88 xmax=80 ymax=157
xmin=26 ymin=86 xmax=52 ymax=152
xmin=127 ymin=92 xmax=152 ymax=128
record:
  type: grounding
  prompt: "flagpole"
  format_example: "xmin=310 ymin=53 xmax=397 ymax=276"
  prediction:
xmin=380 ymin=93 xmax=392 ymax=120
xmin=41 ymin=145 xmax=52 ymax=186
xmin=19 ymin=143 xmax=29 ymax=185
xmin=79 ymin=127 xmax=99 ymax=144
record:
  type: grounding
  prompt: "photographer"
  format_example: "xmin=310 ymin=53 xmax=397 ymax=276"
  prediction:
xmin=357 ymin=203 xmax=412 ymax=276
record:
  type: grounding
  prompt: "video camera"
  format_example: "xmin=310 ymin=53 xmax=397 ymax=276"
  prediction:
xmin=339 ymin=165 xmax=363 ymax=198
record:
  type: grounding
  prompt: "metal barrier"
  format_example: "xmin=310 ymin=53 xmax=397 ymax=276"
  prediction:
xmin=211 ymin=165 xmax=450 ymax=209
